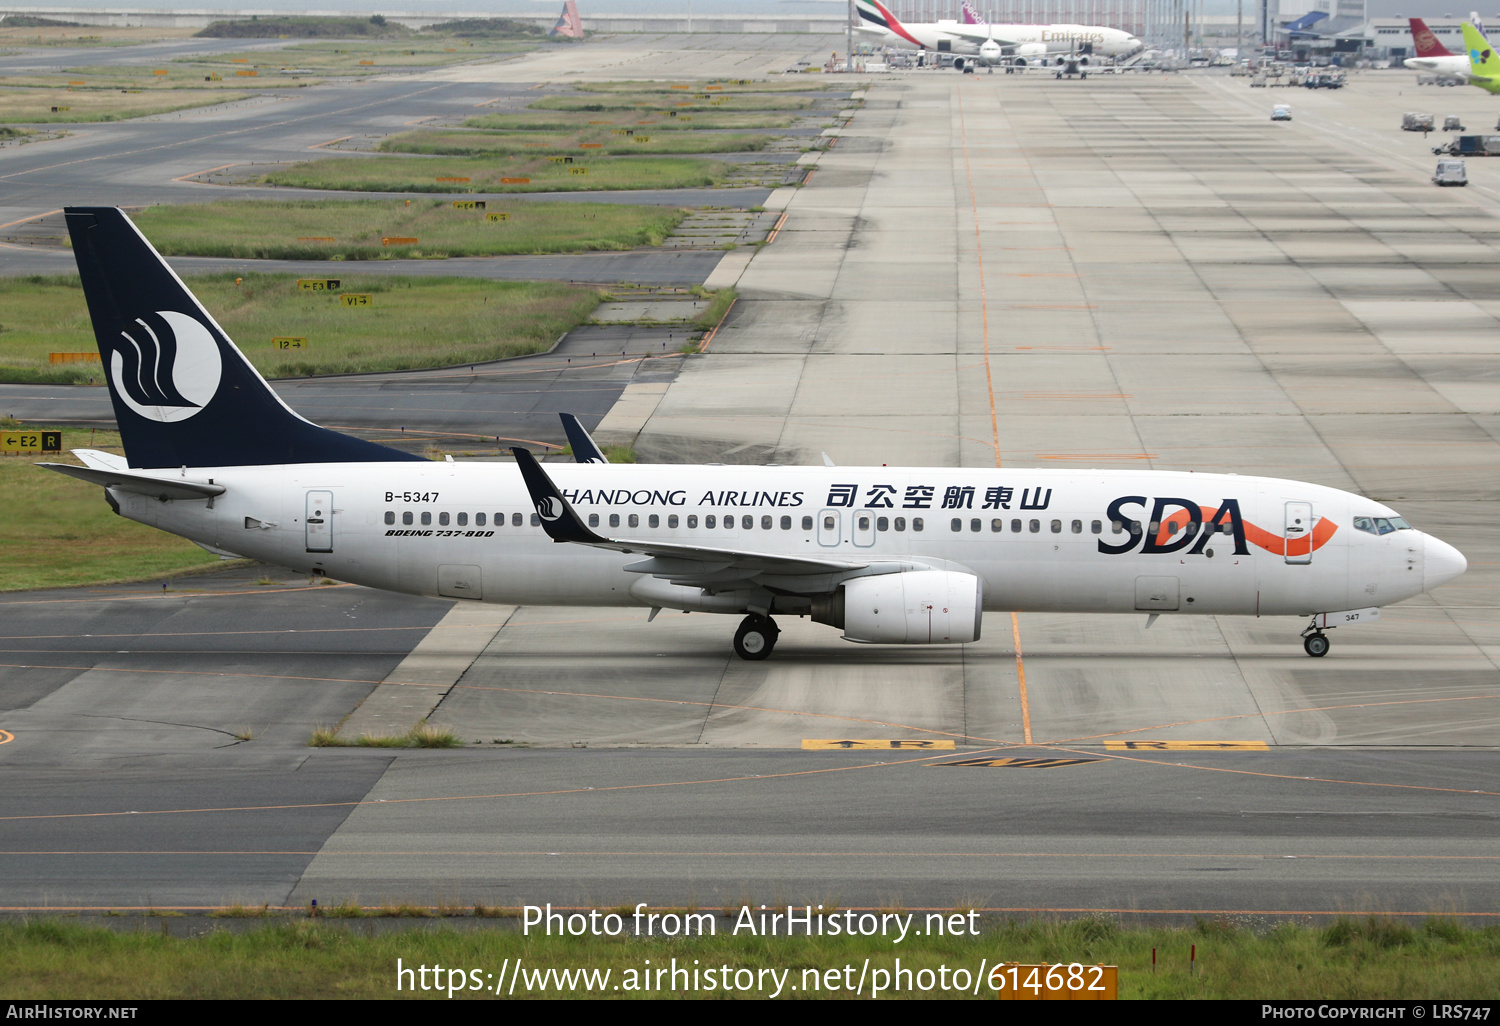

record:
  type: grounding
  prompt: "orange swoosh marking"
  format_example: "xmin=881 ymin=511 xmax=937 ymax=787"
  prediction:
xmin=1152 ymin=505 xmax=1338 ymax=555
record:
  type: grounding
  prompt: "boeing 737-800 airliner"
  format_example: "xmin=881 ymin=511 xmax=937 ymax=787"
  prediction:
xmin=47 ymin=208 xmax=1466 ymax=660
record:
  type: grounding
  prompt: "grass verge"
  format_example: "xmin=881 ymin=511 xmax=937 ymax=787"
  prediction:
xmin=1 ymin=916 xmax=1497 ymax=998
xmin=262 ymin=154 xmax=727 ymax=194
xmin=0 ymin=25 xmax=198 ymax=49
xmin=532 ymin=92 xmax=814 ymax=113
xmin=132 ymin=199 xmax=686 ymax=260
xmin=0 ymin=273 xmax=600 ymax=382
xmin=693 ymin=288 xmax=737 ymax=331
xmin=380 ymin=128 xmax=772 ymax=158
xmin=0 ymin=424 xmax=220 ymax=592
xmin=575 ymin=80 xmax=830 ymax=94
xmin=0 ymin=88 xmax=253 ymax=123
xmin=463 ymin=110 xmax=798 ymax=132
xmin=309 ymin=724 xmax=464 ymax=748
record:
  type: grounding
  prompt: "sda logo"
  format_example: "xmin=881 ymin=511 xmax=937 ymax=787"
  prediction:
xmin=109 ymin=311 xmax=222 ymax=423
xmin=535 ymin=497 xmax=563 ymax=521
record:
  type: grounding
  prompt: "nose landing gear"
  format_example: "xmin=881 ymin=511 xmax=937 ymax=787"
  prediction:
xmin=1301 ymin=617 xmax=1331 ymax=657
xmin=733 ymin=614 xmax=779 ymax=660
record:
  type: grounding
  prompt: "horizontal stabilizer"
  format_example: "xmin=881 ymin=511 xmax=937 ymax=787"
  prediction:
xmin=38 ymin=462 xmax=224 ymax=501
xmin=72 ymin=448 xmax=128 ymax=472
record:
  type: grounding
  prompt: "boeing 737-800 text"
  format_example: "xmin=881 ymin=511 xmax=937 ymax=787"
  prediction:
xmin=47 ymin=208 xmax=1466 ymax=661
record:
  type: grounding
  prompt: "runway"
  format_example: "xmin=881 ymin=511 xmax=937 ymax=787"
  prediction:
xmin=0 ymin=43 xmax=1496 ymax=915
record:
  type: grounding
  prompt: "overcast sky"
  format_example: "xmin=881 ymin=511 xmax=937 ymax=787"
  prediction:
xmin=23 ymin=1 xmax=1500 ymax=23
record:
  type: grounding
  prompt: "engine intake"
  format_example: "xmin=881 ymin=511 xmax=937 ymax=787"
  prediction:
xmin=814 ymin=571 xmax=983 ymax=645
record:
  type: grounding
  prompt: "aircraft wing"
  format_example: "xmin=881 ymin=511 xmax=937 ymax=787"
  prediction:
xmin=511 ymin=447 xmax=868 ymax=580
xmin=937 ymin=25 xmax=1018 ymax=44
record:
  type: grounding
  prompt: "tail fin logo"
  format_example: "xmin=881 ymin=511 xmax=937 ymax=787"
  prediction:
xmin=1415 ymin=28 xmax=1439 ymax=52
xmin=536 ymin=496 xmax=563 ymax=521
xmin=109 ymin=310 xmax=222 ymax=424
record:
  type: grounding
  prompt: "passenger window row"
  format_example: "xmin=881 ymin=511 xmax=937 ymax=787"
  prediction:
xmin=588 ymin=513 xmax=823 ymax=530
xmin=1108 ymin=520 xmax=1234 ymax=537
xmin=949 ymin=518 xmax=1106 ymax=534
xmin=854 ymin=515 xmax=926 ymax=532
xmin=381 ymin=510 xmax=1229 ymax=539
xmin=385 ymin=511 xmax=537 ymax=527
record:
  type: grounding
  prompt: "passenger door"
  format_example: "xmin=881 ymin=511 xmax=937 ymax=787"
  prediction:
xmin=306 ymin=490 xmax=333 ymax=553
xmin=1285 ymin=501 xmax=1313 ymax=565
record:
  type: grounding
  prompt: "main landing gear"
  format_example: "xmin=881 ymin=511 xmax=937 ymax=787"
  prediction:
xmin=733 ymin=614 xmax=779 ymax=660
xmin=1301 ymin=617 xmax=1331 ymax=657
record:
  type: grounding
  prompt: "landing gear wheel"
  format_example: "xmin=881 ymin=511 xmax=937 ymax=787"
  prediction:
xmin=1303 ymin=633 xmax=1330 ymax=658
xmin=733 ymin=614 xmax=779 ymax=661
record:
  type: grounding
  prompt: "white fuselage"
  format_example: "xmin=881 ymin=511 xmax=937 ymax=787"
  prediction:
xmin=117 ymin=461 xmax=1455 ymax=621
xmin=859 ymin=19 xmax=1141 ymax=59
xmin=1404 ymin=54 xmax=1471 ymax=79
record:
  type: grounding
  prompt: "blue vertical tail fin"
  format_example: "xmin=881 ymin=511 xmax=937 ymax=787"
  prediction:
xmin=65 ymin=206 xmax=422 ymax=469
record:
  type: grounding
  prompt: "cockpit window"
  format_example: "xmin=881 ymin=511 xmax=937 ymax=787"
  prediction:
xmin=1356 ymin=515 xmax=1412 ymax=536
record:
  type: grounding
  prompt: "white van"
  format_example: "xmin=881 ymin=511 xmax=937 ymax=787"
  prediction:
xmin=1433 ymin=159 xmax=1468 ymax=186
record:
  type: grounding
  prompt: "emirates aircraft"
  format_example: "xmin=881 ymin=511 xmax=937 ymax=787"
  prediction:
xmin=49 ymin=208 xmax=1466 ymax=661
xmin=854 ymin=0 xmax=1142 ymax=71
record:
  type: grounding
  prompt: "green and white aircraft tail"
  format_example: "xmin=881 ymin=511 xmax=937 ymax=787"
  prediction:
xmin=1461 ymin=22 xmax=1500 ymax=92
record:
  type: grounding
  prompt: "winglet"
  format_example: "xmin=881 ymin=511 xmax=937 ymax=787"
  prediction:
xmin=559 ymin=413 xmax=608 ymax=464
xmin=510 ymin=447 xmax=606 ymax=544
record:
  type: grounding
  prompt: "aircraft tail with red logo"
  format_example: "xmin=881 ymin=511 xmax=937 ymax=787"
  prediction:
xmin=1410 ymin=17 xmax=1454 ymax=57
xmin=854 ymin=0 xmax=925 ymax=48
xmin=549 ymin=0 xmax=584 ymax=39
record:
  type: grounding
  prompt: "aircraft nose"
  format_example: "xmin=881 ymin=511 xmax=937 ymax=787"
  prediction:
xmin=1424 ymin=534 xmax=1468 ymax=592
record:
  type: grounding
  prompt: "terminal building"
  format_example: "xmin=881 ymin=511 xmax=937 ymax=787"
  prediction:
xmin=1262 ymin=2 xmax=1494 ymax=61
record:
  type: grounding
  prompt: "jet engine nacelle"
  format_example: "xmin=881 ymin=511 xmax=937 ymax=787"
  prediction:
xmin=816 ymin=570 xmax=984 ymax=645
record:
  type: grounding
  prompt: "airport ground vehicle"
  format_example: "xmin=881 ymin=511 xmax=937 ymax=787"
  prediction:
xmin=1434 ymin=159 xmax=1469 ymax=185
xmin=49 ymin=207 xmax=1467 ymax=661
xmin=1403 ymin=112 xmax=1436 ymax=131
xmin=1271 ymin=104 xmax=1292 ymax=121
xmin=1432 ymin=134 xmax=1500 ymax=155
xmin=1443 ymin=115 xmax=1466 ymax=131
xmin=1304 ymin=70 xmax=1344 ymax=88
